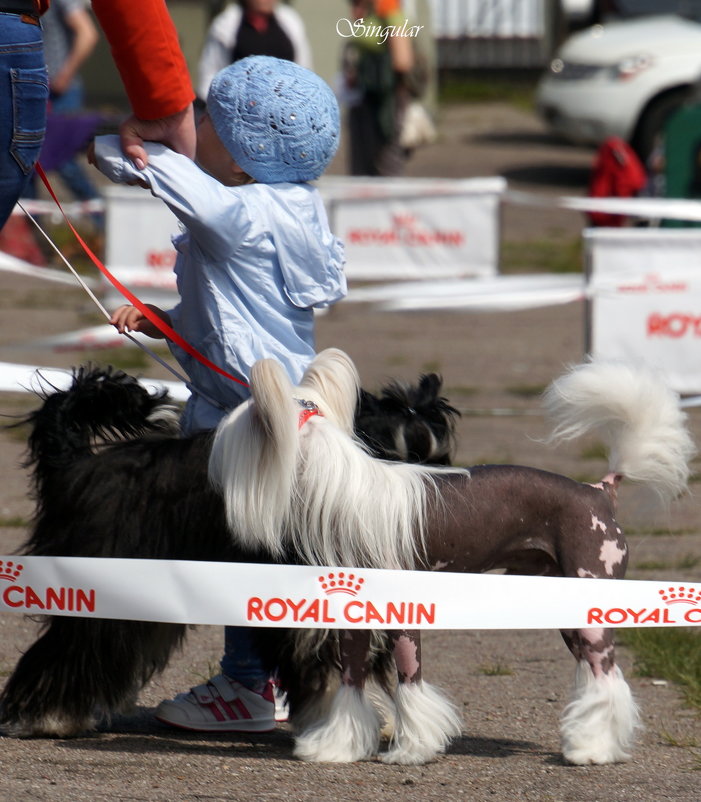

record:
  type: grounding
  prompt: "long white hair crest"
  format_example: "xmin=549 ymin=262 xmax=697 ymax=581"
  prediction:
xmin=208 ymin=348 xmax=442 ymax=569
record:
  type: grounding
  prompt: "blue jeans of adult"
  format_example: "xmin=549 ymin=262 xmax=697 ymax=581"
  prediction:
xmin=0 ymin=12 xmax=48 ymax=229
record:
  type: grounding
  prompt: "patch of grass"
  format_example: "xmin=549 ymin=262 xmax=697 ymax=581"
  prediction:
xmin=506 ymin=384 xmax=545 ymax=399
xmin=80 ymin=348 xmax=151 ymax=372
xmin=660 ymin=729 xmax=700 ymax=749
xmin=438 ymin=74 xmax=536 ymax=110
xmin=501 ymin=236 xmax=582 ymax=275
xmin=625 ymin=526 xmax=699 ymax=537
xmin=570 ymin=473 xmax=599 ymax=484
xmin=635 ymin=560 xmax=670 ymax=572
xmin=635 ymin=555 xmax=701 ymax=572
xmin=2 ymin=420 xmax=31 ymax=443
xmin=0 ymin=516 xmax=28 ymax=528
xmin=580 ymin=441 xmax=607 ymax=461
xmin=619 ymin=628 xmax=701 ymax=710
xmin=479 ymin=662 xmax=514 ymax=677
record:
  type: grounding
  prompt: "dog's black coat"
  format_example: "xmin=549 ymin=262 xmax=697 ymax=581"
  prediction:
xmin=0 ymin=366 xmax=458 ymax=736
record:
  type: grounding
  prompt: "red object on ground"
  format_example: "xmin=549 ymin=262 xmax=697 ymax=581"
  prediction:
xmin=588 ymin=136 xmax=647 ymax=226
xmin=0 ymin=215 xmax=45 ymax=266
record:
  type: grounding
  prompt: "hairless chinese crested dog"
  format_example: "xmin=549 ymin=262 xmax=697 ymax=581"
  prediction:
xmin=209 ymin=349 xmax=693 ymax=765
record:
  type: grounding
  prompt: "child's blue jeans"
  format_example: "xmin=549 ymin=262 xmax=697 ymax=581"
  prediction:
xmin=221 ymin=626 xmax=270 ymax=691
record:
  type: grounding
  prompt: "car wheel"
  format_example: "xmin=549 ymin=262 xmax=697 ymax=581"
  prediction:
xmin=631 ymin=88 xmax=694 ymax=165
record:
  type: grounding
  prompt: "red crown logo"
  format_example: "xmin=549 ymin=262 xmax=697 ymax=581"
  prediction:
xmin=318 ymin=571 xmax=364 ymax=596
xmin=0 ymin=560 xmax=24 ymax=583
xmin=658 ymin=586 xmax=701 ymax=605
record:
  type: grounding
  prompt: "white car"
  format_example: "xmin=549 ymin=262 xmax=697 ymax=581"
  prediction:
xmin=536 ymin=12 xmax=701 ymax=162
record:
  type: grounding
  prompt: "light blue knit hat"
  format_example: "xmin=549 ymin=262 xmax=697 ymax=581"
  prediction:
xmin=207 ymin=55 xmax=340 ymax=184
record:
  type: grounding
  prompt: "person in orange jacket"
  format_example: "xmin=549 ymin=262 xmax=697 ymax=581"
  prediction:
xmin=91 ymin=0 xmax=196 ymax=167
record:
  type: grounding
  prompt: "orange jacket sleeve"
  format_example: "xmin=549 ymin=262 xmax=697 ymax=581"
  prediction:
xmin=91 ymin=0 xmax=195 ymax=120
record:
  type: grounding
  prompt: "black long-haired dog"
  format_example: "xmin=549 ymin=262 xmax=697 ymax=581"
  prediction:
xmin=0 ymin=366 xmax=459 ymax=738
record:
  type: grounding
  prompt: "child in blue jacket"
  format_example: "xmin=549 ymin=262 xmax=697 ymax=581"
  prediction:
xmin=93 ymin=55 xmax=346 ymax=731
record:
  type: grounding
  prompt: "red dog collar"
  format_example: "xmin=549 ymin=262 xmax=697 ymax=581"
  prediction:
xmin=296 ymin=398 xmax=321 ymax=428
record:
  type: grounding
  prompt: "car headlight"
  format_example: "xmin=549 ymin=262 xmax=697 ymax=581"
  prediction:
xmin=609 ymin=54 xmax=654 ymax=81
xmin=547 ymin=59 xmax=603 ymax=80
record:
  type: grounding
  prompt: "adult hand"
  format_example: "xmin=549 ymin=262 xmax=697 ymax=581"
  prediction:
xmin=119 ymin=104 xmax=196 ymax=169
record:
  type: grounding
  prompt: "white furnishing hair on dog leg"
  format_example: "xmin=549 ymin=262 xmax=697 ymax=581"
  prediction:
xmin=293 ymin=685 xmax=380 ymax=763
xmin=381 ymin=681 xmax=463 ymax=765
xmin=561 ymin=660 xmax=641 ymax=765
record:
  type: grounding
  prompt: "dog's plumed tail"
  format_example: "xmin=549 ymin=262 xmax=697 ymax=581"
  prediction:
xmin=543 ymin=360 xmax=695 ymax=503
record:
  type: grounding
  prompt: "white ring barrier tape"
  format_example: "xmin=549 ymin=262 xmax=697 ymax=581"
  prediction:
xmin=0 ymin=361 xmax=190 ymax=401
xmin=9 ymin=192 xmax=701 ymax=223
xmin=10 ymin=199 xmax=105 ymax=217
xmin=1 ymin=556 xmax=700 ymax=630
xmin=504 ymin=190 xmax=701 ymax=222
xmin=0 ymin=251 xmax=98 ymax=287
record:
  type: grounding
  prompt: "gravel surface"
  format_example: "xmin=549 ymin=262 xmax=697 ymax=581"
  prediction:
xmin=1 ymin=102 xmax=700 ymax=801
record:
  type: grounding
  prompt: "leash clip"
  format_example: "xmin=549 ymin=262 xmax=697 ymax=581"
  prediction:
xmin=295 ymin=397 xmax=321 ymax=428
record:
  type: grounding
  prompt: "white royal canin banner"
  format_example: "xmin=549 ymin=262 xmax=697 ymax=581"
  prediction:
xmin=320 ymin=176 xmax=504 ymax=280
xmin=585 ymin=228 xmax=701 ymax=394
xmin=1 ymin=556 xmax=700 ymax=630
xmin=103 ymin=177 xmax=504 ymax=291
xmin=103 ymin=186 xmax=180 ymax=306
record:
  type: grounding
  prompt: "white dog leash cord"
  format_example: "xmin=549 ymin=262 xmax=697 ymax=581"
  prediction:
xmin=19 ymin=202 xmax=193 ymax=391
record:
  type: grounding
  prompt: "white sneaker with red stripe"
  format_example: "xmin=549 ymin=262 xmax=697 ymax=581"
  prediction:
xmin=155 ymin=674 xmax=276 ymax=732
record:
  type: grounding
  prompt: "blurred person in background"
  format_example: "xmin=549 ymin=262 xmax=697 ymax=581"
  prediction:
xmin=197 ymin=0 xmax=312 ymax=105
xmin=23 ymin=0 xmax=102 ymax=212
xmin=340 ymin=0 xmax=418 ymax=176
xmin=45 ymin=0 xmax=97 ymax=111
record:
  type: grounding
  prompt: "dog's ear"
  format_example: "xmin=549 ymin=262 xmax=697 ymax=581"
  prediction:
xmin=249 ymin=358 xmax=297 ymax=443
xmin=210 ymin=357 xmax=298 ymax=557
xmin=298 ymin=348 xmax=360 ymax=433
xmin=416 ymin=374 xmax=460 ymax=422
xmin=418 ymin=373 xmax=442 ymax=401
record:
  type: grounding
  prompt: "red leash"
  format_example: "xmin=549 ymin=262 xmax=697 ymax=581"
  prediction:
xmin=35 ymin=163 xmax=249 ymax=389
